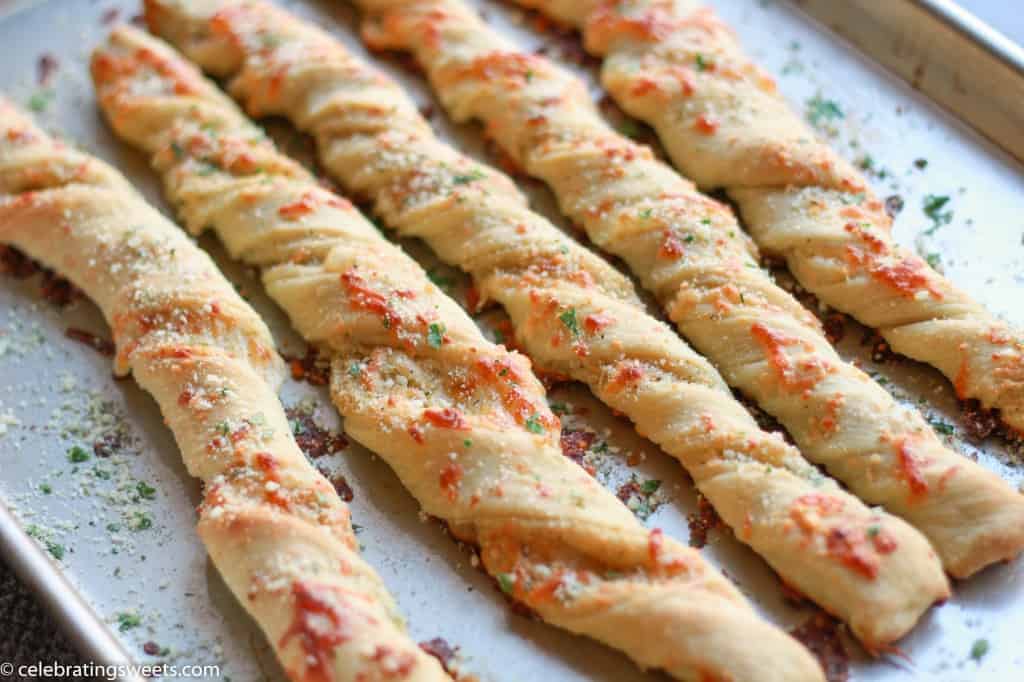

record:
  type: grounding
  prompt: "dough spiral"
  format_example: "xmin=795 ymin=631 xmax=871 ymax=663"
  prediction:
xmin=515 ymin=0 xmax=1024 ymax=437
xmin=137 ymin=0 xmax=954 ymax=650
xmin=346 ymin=0 xmax=1024 ymax=579
xmin=92 ymin=22 xmax=823 ymax=681
xmin=0 ymin=98 xmax=448 ymax=682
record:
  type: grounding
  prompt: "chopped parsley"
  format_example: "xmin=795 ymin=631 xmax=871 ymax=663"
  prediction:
xmin=169 ymin=141 xmax=185 ymax=160
xmin=641 ymin=479 xmax=662 ymax=495
xmin=929 ymin=418 xmax=955 ymax=436
xmin=970 ymin=638 xmax=989 ymax=662
xmin=348 ymin=362 xmax=362 ymax=377
xmin=558 ymin=308 xmax=580 ymax=338
xmin=617 ymin=119 xmax=641 ymax=139
xmin=922 ymin=194 xmax=953 ymax=235
xmin=694 ymin=53 xmax=712 ymax=71
xmin=27 ymin=90 xmax=54 ymax=113
xmin=427 ymin=323 xmax=446 ymax=349
xmin=805 ymin=94 xmax=844 ymax=127
xmin=524 ymin=414 xmax=545 ymax=434
xmin=463 ymin=439 xmax=472 ymax=448
xmin=451 ymin=170 xmax=486 ymax=185
xmin=130 ymin=512 xmax=153 ymax=531
xmin=45 ymin=542 xmax=65 ymax=560
xmin=136 ymin=481 xmax=157 ymax=501
xmin=67 ymin=445 xmax=90 ymax=463
xmin=117 ymin=612 xmax=142 ymax=632
xmin=549 ymin=401 xmax=570 ymax=415
xmin=639 ymin=208 xmax=653 ymax=219
xmin=427 ymin=268 xmax=453 ymax=290
xmin=867 ymin=525 xmax=880 ymax=538
xmin=496 ymin=573 xmax=515 ymax=594
xmin=39 ymin=483 xmax=52 ymax=495
xmin=925 ymin=252 xmax=941 ymax=269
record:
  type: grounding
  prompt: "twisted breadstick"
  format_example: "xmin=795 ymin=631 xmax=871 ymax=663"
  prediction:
xmin=344 ymin=0 xmax=1024 ymax=579
xmin=515 ymin=0 xmax=1024 ymax=436
xmin=136 ymin=0 xmax=952 ymax=650
xmin=92 ymin=23 xmax=824 ymax=682
xmin=0 ymin=99 xmax=448 ymax=682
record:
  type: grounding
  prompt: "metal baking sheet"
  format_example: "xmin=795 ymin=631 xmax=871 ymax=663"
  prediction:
xmin=1 ymin=1 xmax=1022 ymax=681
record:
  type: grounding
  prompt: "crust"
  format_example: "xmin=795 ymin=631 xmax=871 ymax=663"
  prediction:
xmin=342 ymin=0 xmax=1024 ymax=581
xmin=0 ymin=99 xmax=448 ymax=682
xmin=90 ymin=19 xmax=825 ymax=681
xmin=132 ymin=0 xmax=961 ymax=654
xmin=524 ymin=0 xmax=1024 ymax=436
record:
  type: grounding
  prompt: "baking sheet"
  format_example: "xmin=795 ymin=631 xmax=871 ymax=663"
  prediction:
xmin=0 ymin=1 xmax=1022 ymax=680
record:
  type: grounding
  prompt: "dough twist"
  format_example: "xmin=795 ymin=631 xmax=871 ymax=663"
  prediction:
xmin=516 ymin=0 xmax=1024 ymax=436
xmin=92 ymin=22 xmax=822 ymax=681
xmin=139 ymin=0 xmax=951 ymax=649
xmin=348 ymin=0 xmax=1024 ymax=579
xmin=0 ymin=99 xmax=448 ymax=682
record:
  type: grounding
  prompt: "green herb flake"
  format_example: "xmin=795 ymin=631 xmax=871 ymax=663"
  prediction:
xmin=427 ymin=323 xmax=446 ymax=349
xmin=524 ymin=414 xmax=544 ymax=434
xmin=923 ymin=194 xmax=953 ymax=234
xmin=866 ymin=525 xmax=880 ymax=538
xmin=28 ymin=90 xmax=54 ymax=113
xmin=617 ymin=120 xmax=641 ymax=139
xmin=348 ymin=362 xmax=362 ymax=378
xmin=117 ymin=612 xmax=142 ymax=632
xmin=463 ymin=439 xmax=472 ymax=448
xmin=451 ymin=170 xmax=486 ymax=185
xmin=46 ymin=542 xmax=65 ymax=560
xmin=641 ymin=479 xmax=661 ymax=495
xmin=694 ymin=53 xmax=712 ymax=71
xmin=549 ymin=402 xmax=570 ymax=415
xmin=496 ymin=573 xmax=515 ymax=594
xmin=558 ymin=308 xmax=580 ymax=338
xmin=67 ymin=445 xmax=90 ymax=463
xmin=427 ymin=268 xmax=453 ymax=290
xmin=136 ymin=481 xmax=157 ymax=500
xmin=169 ymin=141 xmax=185 ymax=160
xmin=39 ymin=483 xmax=52 ymax=495
xmin=131 ymin=513 xmax=153 ymax=531
xmin=925 ymin=252 xmax=941 ymax=269
xmin=970 ymin=638 xmax=990 ymax=662
xmin=639 ymin=208 xmax=653 ymax=219
xmin=806 ymin=94 xmax=844 ymax=127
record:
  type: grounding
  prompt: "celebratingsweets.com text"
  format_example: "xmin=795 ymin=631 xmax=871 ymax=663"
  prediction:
xmin=0 ymin=660 xmax=223 ymax=680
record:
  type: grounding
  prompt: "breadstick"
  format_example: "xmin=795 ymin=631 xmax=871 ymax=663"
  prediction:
xmin=136 ymin=0 xmax=953 ymax=649
xmin=342 ymin=0 xmax=1024 ymax=579
xmin=92 ymin=22 xmax=824 ymax=681
xmin=514 ymin=0 xmax=1024 ymax=437
xmin=0 ymin=99 xmax=448 ymax=682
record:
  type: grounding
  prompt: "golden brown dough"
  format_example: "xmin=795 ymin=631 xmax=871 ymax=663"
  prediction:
xmin=0 ymin=99 xmax=449 ymax=682
xmin=135 ymin=0 xmax=954 ymax=650
xmin=515 ymin=0 xmax=1024 ymax=437
xmin=343 ymin=0 xmax=1024 ymax=579
xmin=91 ymin=22 xmax=824 ymax=682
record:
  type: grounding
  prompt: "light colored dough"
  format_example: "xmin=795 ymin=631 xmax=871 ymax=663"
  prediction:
xmin=518 ymin=0 xmax=1024 ymax=437
xmin=346 ymin=0 xmax=1024 ymax=579
xmin=91 ymin=20 xmax=824 ymax=682
xmin=135 ymin=0 xmax=955 ymax=651
xmin=0 ymin=99 xmax=449 ymax=682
